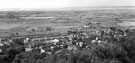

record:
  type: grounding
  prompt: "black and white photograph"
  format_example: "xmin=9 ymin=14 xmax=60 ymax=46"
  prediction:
xmin=0 ymin=0 xmax=135 ymax=63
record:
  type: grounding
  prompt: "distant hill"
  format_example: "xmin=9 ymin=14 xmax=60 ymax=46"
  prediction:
xmin=37 ymin=6 xmax=135 ymax=11
xmin=0 ymin=6 xmax=135 ymax=11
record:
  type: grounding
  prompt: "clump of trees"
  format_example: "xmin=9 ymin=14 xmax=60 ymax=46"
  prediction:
xmin=46 ymin=26 xmax=53 ymax=32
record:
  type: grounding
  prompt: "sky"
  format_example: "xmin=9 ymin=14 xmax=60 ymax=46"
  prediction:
xmin=0 ymin=0 xmax=134 ymax=10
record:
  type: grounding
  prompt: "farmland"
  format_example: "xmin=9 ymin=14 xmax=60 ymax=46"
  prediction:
xmin=0 ymin=7 xmax=135 ymax=37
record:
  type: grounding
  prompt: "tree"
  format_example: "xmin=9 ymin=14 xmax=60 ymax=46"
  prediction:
xmin=110 ymin=27 xmax=116 ymax=31
xmin=15 ymin=33 xmax=19 ymax=35
xmin=46 ymin=26 xmax=52 ymax=31
xmin=32 ymin=29 xmax=36 ymax=32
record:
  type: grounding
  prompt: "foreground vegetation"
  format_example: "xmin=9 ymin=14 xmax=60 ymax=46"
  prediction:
xmin=0 ymin=29 xmax=135 ymax=63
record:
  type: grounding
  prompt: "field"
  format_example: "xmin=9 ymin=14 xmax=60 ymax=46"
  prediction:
xmin=0 ymin=7 xmax=135 ymax=37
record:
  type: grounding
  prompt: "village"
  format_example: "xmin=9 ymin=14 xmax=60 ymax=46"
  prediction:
xmin=0 ymin=22 xmax=131 ymax=55
xmin=0 ymin=10 xmax=134 ymax=63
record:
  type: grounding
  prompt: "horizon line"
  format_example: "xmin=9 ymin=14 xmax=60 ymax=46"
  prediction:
xmin=0 ymin=6 xmax=135 ymax=11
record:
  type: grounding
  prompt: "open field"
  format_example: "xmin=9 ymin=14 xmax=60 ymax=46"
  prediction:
xmin=0 ymin=7 xmax=135 ymax=37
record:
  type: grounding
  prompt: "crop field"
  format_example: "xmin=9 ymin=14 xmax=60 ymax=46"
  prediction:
xmin=0 ymin=8 xmax=135 ymax=37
